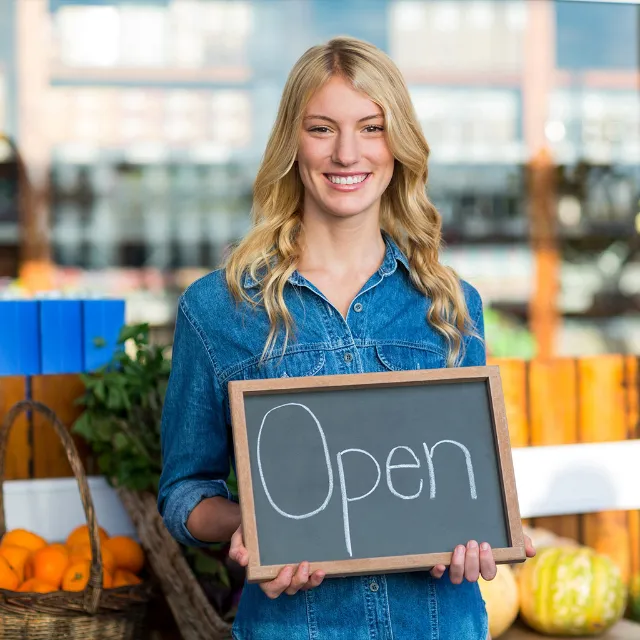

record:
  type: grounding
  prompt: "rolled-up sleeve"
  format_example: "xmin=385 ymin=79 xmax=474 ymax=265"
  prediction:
xmin=460 ymin=287 xmax=487 ymax=368
xmin=158 ymin=295 xmax=236 ymax=547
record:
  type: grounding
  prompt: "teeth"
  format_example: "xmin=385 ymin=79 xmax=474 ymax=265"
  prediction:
xmin=327 ymin=174 xmax=368 ymax=185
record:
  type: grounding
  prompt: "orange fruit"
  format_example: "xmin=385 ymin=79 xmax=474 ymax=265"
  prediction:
xmin=62 ymin=561 xmax=112 ymax=591
xmin=18 ymin=578 xmax=57 ymax=593
xmin=31 ymin=545 xmax=69 ymax=588
xmin=0 ymin=556 xmax=19 ymax=591
xmin=103 ymin=536 xmax=145 ymax=574
xmin=68 ymin=543 xmax=116 ymax=575
xmin=24 ymin=555 xmax=33 ymax=580
xmin=112 ymin=569 xmax=142 ymax=588
xmin=65 ymin=524 xmax=109 ymax=548
xmin=1 ymin=529 xmax=47 ymax=553
xmin=0 ymin=545 xmax=31 ymax=583
xmin=24 ymin=544 xmax=66 ymax=582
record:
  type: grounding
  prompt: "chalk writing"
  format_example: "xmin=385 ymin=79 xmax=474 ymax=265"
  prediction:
xmin=256 ymin=403 xmax=478 ymax=556
xmin=386 ymin=446 xmax=423 ymax=500
xmin=423 ymin=440 xmax=477 ymax=500
xmin=337 ymin=449 xmax=381 ymax=557
xmin=257 ymin=403 xmax=334 ymax=519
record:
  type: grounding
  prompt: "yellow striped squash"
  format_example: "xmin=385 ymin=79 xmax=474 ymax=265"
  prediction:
xmin=518 ymin=547 xmax=627 ymax=636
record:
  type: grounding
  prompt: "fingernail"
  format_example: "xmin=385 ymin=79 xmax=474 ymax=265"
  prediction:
xmin=455 ymin=545 xmax=465 ymax=556
xmin=468 ymin=540 xmax=478 ymax=550
xmin=481 ymin=542 xmax=490 ymax=551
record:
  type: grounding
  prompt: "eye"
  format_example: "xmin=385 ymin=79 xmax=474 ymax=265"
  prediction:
xmin=308 ymin=126 xmax=331 ymax=134
xmin=363 ymin=125 xmax=384 ymax=133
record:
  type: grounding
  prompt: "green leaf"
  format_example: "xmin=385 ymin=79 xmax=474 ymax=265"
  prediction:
xmin=106 ymin=385 xmax=123 ymax=411
xmin=97 ymin=452 xmax=114 ymax=472
xmin=72 ymin=413 xmax=92 ymax=439
xmin=118 ymin=323 xmax=149 ymax=345
xmin=92 ymin=336 xmax=107 ymax=348
xmin=98 ymin=419 xmax=117 ymax=441
xmin=189 ymin=550 xmax=231 ymax=587
xmin=93 ymin=381 xmax=106 ymax=403
xmin=113 ymin=432 xmax=129 ymax=451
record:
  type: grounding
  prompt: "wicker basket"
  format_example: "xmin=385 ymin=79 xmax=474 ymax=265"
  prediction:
xmin=117 ymin=488 xmax=233 ymax=640
xmin=0 ymin=400 xmax=154 ymax=640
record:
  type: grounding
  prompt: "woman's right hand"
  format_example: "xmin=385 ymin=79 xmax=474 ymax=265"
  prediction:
xmin=228 ymin=525 xmax=326 ymax=599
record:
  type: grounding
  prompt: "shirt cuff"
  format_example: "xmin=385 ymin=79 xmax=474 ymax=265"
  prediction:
xmin=161 ymin=478 xmax=237 ymax=547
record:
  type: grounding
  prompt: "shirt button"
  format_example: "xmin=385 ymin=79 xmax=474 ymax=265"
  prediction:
xmin=353 ymin=302 xmax=363 ymax=313
xmin=369 ymin=581 xmax=379 ymax=592
xmin=344 ymin=352 xmax=353 ymax=363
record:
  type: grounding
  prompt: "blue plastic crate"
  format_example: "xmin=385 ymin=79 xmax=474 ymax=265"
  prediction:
xmin=0 ymin=300 xmax=41 ymax=376
xmin=82 ymin=299 xmax=126 ymax=371
xmin=39 ymin=299 xmax=84 ymax=374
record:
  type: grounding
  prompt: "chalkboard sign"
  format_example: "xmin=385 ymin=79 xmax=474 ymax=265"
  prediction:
xmin=229 ymin=366 xmax=525 ymax=583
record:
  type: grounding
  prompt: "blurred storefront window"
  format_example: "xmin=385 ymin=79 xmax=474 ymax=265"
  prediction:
xmin=0 ymin=0 xmax=638 ymax=356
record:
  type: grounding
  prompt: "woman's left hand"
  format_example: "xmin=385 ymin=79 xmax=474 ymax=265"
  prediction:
xmin=430 ymin=534 xmax=536 ymax=584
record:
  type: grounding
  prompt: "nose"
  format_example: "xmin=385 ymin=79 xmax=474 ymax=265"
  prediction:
xmin=331 ymin=131 xmax=360 ymax=167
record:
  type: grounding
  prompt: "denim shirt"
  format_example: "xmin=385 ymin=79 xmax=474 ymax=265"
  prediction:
xmin=159 ymin=233 xmax=488 ymax=640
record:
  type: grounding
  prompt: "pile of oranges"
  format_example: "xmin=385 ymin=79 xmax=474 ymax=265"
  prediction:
xmin=0 ymin=525 xmax=145 ymax=594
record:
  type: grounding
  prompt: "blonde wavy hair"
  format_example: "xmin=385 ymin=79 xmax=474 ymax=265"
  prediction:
xmin=225 ymin=36 xmax=479 ymax=367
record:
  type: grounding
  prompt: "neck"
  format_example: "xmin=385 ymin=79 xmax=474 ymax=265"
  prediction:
xmin=297 ymin=214 xmax=386 ymax=277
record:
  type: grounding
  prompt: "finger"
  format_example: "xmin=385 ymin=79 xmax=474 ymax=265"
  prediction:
xmin=229 ymin=529 xmax=249 ymax=567
xmin=464 ymin=540 xmax=480 ymax=583
xmin=300 ymin=569 xmax=326 ymax=591
xmin=229 ymin=543 xmax=248 ymax=566
xmin=448 ymin=545 xmax=466 ymax=585
xmin=285 ymin=562 xmax=310 ymax=596
xmin=479 ymin=542 xmax=497 ymax=581
xmin=261 ymin=565 xmax=294 ymax=600
xmin=524 ymin=534 xmax=536 ymax=558
xmin=429 ymin=564 xmax=446 ymax=579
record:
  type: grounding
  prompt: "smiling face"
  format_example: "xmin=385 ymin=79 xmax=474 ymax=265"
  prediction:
xmin=296 ymin=75 xmax=395 ymax=223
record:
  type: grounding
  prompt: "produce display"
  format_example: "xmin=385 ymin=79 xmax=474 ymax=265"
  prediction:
xmin=511 ymin=526 xmax=581 ymax=579
xmin=0 ymin=525 xmax=145 ymax=593
xmin=479 ymin=564 xmax=520 ymax=638
xmin=521 ymin=526 xmax=580 ymax=553
xmin=517 ymin=546 xmax=627 ymax=636
xmin=478 ymin=526 xmax=634 ymax=638
xmin=629 ymin=574 xmax=640 ymax=623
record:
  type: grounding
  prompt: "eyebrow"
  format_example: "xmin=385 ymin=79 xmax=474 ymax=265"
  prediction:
xmin=303 ymin=113 xmax=384 ymax=124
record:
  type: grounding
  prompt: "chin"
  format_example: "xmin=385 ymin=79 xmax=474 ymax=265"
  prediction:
xmin=321 ymin=196 xmax=379 ymax=218
xmin=326 ymin=204 xmax=375 ymax=218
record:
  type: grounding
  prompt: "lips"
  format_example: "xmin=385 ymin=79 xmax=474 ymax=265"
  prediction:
xmin=325 ymin=173 xmax=370 ymax=185
xmin=323 ymin=173 xmax=372 ymax=191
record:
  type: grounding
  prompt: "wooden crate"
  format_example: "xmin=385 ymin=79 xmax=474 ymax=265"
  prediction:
xmin=0 ymin=374 xmax=93 ymax=479
xmin=1 ymin=356 xmax=639 ymax=583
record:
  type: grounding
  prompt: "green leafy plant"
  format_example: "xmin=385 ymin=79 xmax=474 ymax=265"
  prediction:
xmin=72 ymin=323 xmax=170 ymax=492
xmin=72 ymin=323 xmax=243 ymax=614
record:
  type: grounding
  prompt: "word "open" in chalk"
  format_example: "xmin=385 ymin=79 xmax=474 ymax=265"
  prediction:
xmin=256 ymin=403 xmax=478 ymax=557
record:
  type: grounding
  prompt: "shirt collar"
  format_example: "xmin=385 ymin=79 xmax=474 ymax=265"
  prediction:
xmin=242 ymin=231 xmax=410 ymax=289
xmin=379 ymin=231 xmax=410 ymax=276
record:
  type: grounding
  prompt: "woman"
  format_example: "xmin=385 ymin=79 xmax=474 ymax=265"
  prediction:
xmin=158 ymin=36 xmax=534 ymax=639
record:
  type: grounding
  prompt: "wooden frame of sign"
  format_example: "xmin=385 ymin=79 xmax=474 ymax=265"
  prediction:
xmin=229 ymin=365 xmax=525 ymax=583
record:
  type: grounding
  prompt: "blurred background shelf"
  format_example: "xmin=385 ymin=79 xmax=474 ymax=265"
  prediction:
xmin=0 ymin=0 xmax=638 ymax=359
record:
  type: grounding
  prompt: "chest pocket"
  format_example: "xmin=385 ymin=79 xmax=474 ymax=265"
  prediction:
xmin=375 ymin=343 xmax=447 ymax=371
xmin=241 ymin=349 xmax=326 ymax=380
